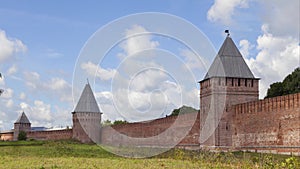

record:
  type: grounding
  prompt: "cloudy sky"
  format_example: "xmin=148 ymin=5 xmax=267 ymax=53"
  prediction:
xmin=0 ymin=0 xmax=299 ymax=130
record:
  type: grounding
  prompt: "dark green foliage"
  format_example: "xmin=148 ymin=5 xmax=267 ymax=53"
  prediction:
xmin=266 ymin=68 xmax=300 ymax=98
xmin=170 ymin=105 xmax=198 ymax=116
xmin=102 ymin=119 xmax=112 ymax=126
xmin=18 ymin=131 xmax=27 ymax=141
xmin=266 ymin=82 xmax=284 ymax=98
xmin=113 ymin=120 xmax=128 ymax=125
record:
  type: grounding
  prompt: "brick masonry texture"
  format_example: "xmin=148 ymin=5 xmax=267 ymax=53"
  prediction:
xmin=100 ymin=92 xmax=299 ymax=154
xmin=27 ymin=129 xmax=72 ymax=140
xmin=100 ymin=112 xmax=200 ymax=147
xmin=232 ymin=93 xmax=300 ymax=148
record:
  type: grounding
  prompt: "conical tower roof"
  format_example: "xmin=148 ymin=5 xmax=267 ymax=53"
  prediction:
xmin=74 ymin=83 xmax=100 ymax=113
xmin=203 ymin=36 xmax=255 ymax=80
xmin=15 ymin=112 xmax=30 ymax=124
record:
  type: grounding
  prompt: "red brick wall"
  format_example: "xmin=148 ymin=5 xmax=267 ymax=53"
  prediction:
xmin=27 ymin=129 xmax=72 ymax=140
xmin=101 ymin=112 xmax=200 ymax=147
xmin=0 ymin=132 xmax=13 ymax=141
xmin=101 ymin=92 xmax=299 ymax=153
xmin=232 ymin=93 xmax=300 ymax=149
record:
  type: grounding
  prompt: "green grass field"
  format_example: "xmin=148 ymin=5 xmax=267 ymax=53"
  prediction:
xmin=0 ymin=140 xmax=299 ymax=169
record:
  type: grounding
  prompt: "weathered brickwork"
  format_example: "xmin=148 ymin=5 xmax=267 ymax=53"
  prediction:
xmin=72 ymin=112 xmax=101 ymax=143
xmin=199 ymin=77 xmax=259 ymax=146
xmin=13 ymin=122 xmax=31 ymax=141
xmin=232 ymin=93 xmax=300 ymax=150
xmin=27 ymin=129 xmax=72 ymax=140
xmin=0 ymin=131 xmax=13 ymax=141
xmin=101 ymin=112 xmax=200 ymax=147
xmin=100 ymin=92 xmax=299 ymax=154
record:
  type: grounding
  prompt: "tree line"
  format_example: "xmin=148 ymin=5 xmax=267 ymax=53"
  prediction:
xmin=265 ymin=67 xmax=300 ymax=98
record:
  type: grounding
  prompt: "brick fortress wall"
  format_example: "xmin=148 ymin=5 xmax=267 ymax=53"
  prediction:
xmin=232 ymin=93 xmax=300 ymax=153
xmin=27 ymin=129 xmax=72 ymax=141
xmin=100 ymin=92 xmax=299 ymax=153
xmin=101 ymin=112 xmax=200 ymax=148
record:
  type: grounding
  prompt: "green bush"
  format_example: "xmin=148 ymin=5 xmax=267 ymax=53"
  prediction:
xmin=18 ymin=131 xmax=27 ymax=141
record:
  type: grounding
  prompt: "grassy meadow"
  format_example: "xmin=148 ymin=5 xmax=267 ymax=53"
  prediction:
xmin=0 ymin=140 xmax=299 ymax=169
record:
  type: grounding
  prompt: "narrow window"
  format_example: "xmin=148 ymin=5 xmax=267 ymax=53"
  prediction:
xmin=238 ymin=78 xmax=241 ymax=86
xmin=245 ymin=79 xmax=247 ymax=87
xmin=225 ymin=78 xmax=228 ymax=86
xmin=231 ymin=78 xmax=234 ymax=86
xmin=251 ymin=79 xmax=254 ymax=87
xmin=218 ymin=78 xmax=221 ymax=86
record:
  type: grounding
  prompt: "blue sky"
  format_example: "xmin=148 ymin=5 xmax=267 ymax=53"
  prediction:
xmin=0 ymin=0 xmax=299 ymax=130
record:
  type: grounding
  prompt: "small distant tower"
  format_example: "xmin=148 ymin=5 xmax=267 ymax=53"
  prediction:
xmin=13 ymin=112 xmax=31 ymax=141
xmin=72 ymin=83 xmax=102 ymax=143
xmin=199 ymin=31 xmax=259 ymax=147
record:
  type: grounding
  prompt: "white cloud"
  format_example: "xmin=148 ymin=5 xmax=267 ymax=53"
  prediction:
xmin=239 ymin=39 xmax=253 ymax=58
xmin=0 ymin=29 xmax=27 ymax=63
xmin=129 ymin=69 xmax=167 ymax=92
xmin=20 ymin=100 xmax=52 ymax=122
xmin=259 ymin=0 xmax=299 ymax=37
xmin=23 ymin=71 xmax=72 ymax=102
xmin=7 ymin=64 xmax=18 ymax=75
xmin=81 ymin=61 xmax=117 ymax=81
xmin=1 ymin=88 xmax=13 ymax=99
xmin=19 ymin=92 xmax=26 ymax=100
xmin=95 ymin=91 xmax=113 ymax=104
xmin=245 ymin=26 xmax=299 ymax=98
xmin=79 ymin=25 xmax=199 ymax=123
xmin=46 ymin=49 xmax=64 ymax=58
xmin=5 ymin=99 xmax=14 ymax=108
xmin=24 ymin=71 xmax=40 ymax=89
xmin=119 ymin=25 xmax=159 ymax=57
xmin=207 ymin=0 xmax=249 ymax=25
xmin=45 ymin=78 xmax=72 ymax=102
xmin=47 ymin=78 xmax=69 ymax=90
xmin=180 ymin=49 xmax=207 ymax=70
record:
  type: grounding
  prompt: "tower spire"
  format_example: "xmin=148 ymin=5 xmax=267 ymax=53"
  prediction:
xmin=74 ymin=83 xmax=100 ymax=113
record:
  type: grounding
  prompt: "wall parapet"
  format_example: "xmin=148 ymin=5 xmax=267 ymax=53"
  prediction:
xmin=27 ymin=129 xmax=73 ymax=140
xmin=233 ymin=93 xmax=300 ymax=115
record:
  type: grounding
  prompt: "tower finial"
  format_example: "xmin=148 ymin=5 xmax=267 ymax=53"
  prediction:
xmin=225 ymin=30 xmax=230 ymax=37
xmin=87 ymin=78 xmax=89 ymax=84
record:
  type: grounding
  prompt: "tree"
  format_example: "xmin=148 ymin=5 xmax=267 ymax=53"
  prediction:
xmin=113 ymin=120 xmax=127 ymax=125
xmin=266 ymin=82 xmax=284 ymax=98
xmin=170 ymin=105 xmax=198 ymax=116
xmin=18 ymin=131 xmax=27 ymax=141
xmin=266 ymin=68 xmax=300 ymax=98
xmin=102 ymin=119 xmax=112 ymax=126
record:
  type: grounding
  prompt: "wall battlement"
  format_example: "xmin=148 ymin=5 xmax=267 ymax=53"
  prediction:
xmin=232 ymin=93 xmax=300 ymax=154
xmin=233 ymin=93 xmax=300 ymax=115
xmin=27 ymin=129 xmax=72 ymax=141
xmin=101 ymin=112 xmax=200 ymax=147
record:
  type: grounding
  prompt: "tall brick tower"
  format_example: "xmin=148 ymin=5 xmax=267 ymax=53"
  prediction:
xmin=72 ymin=83 xmax=102 ymax=143
xmin=13 ymin=112 xmax=31 ymax=141
xmin=199 ymin=33 xmax=259 ymax=147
